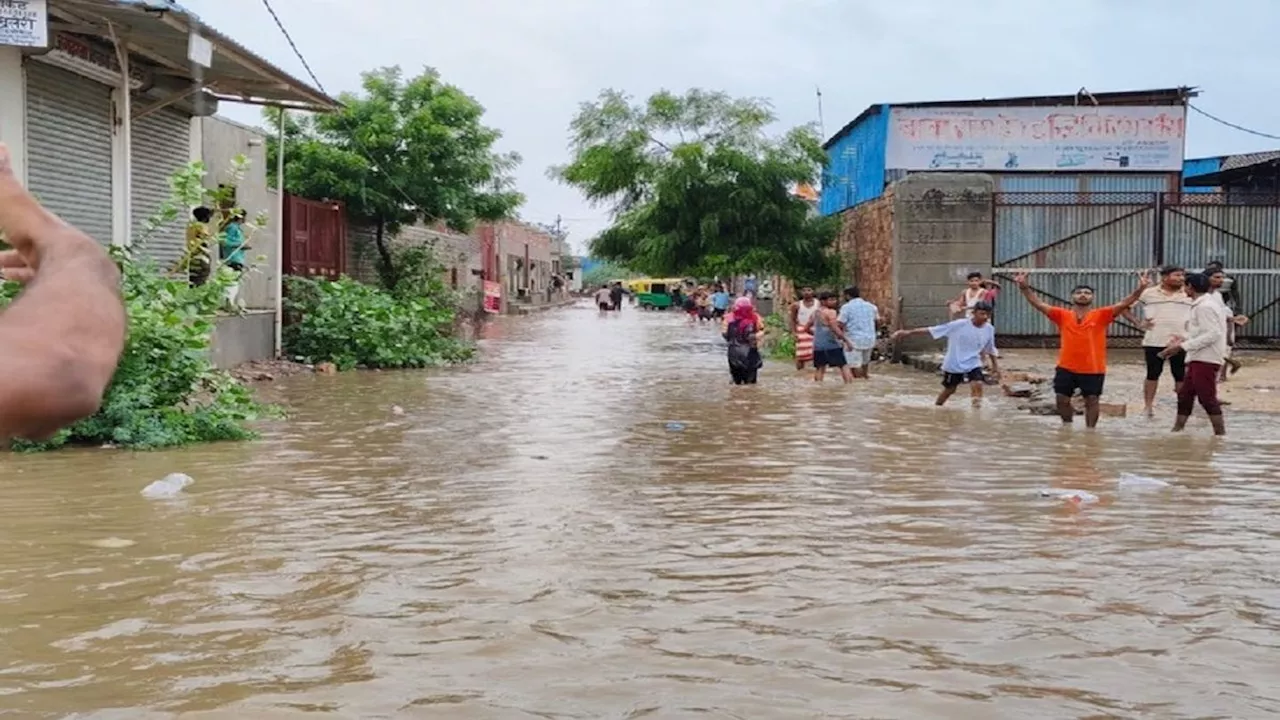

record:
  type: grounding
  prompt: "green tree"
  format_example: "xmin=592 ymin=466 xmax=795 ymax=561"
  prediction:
xmin=266 ymin=66 xmax=523 ymax=290
xmin=551 ymin=89 xmax=838 ymax=286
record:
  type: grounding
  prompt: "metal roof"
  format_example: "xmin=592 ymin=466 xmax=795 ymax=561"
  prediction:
xmin=49 ymin=0 xmax=339 ymax=111
xmin=823 ymin=87 xmax=1198 ymax=150
xmin=1184 ymin=150 xmax=1280 ymax=186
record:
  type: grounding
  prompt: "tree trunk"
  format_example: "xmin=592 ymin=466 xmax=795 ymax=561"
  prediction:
xmin=373 ymin=218 xmax=398 ymax=291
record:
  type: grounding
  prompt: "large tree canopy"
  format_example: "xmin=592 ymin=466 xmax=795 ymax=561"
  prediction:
xmin=267 ymin=66 xmax=523 ymax=288
xmin=551 ymin=89 xmax=838 ymax=285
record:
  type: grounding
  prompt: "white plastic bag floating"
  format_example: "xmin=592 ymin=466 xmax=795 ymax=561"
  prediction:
xmin=1039 ymin=488 xmax=1099 ymax=505
xmin=141 ymin=473 xmax=194 ymax=499
xmin=1117 ymin=473 xmax=1172 ymax=491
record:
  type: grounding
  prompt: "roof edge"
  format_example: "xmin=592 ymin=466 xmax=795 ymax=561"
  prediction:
xmin=822 ymin=87 xmax=1198 ymax=152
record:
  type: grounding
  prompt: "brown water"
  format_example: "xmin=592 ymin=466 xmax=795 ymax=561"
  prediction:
xmin=3 ymin=301 xmax=1280 ymax=719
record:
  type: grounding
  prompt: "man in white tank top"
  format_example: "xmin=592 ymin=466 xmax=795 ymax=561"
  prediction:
xmin=949 ymin=272 xmax=999 ymax=319
xmin=790 ymin=287 xmax=821 ymax=370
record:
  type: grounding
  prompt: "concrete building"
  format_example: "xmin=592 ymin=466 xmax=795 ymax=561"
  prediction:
xmin=813 ymin=88 xmax=1280 ymax=343
xmin=475 ymin=219 xmax=556 ymax=312
xmin=0 ymin=0 xmax=336 ymax=365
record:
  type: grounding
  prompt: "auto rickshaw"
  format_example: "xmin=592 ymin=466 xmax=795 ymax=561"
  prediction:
xmin=630 ymin=278 xmax=685 ymax=310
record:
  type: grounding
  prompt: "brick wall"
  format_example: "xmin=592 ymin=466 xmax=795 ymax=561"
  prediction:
xmin=483 ymin=220 xmax=556 ymax=303
xmin=346 ymin=221 xmax=484 ymax=292
xmin=836 ymin=189 xmax=897 ymax=322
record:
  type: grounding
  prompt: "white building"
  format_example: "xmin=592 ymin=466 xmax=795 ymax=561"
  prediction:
xmin=0 ymin=0 xmax=337 ymax=363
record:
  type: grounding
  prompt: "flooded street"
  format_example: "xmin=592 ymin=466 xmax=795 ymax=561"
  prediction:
xmin=4 ymin=302 xmax=1280 ymax=719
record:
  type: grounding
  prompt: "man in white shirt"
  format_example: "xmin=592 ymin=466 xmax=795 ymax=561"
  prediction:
xmin=1160 ymin=272 xmax=1228 ymax=436
xmin=837 ymin=286 xmax=881 ymax=379
xmin=1121 ymin=265 xmax=1193 ymax=417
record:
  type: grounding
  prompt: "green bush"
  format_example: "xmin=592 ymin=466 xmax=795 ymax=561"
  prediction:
xmin=762 ymin=313 xmax=795 ymax=361
xmin=284 ymin=274 xmax=473 ymax=371
xmin=0 ymin=249 xmax=268 ymax=451
xmin=1 ymin=159 xmax=272 ymax=451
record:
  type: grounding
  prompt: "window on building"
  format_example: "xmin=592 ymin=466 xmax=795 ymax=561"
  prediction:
xmin=450 ymin=267 xmax=458 ymax=289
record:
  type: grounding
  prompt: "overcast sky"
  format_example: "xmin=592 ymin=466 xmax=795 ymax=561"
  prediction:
xmin=183 ymin=0 xmax=1280 ymax=254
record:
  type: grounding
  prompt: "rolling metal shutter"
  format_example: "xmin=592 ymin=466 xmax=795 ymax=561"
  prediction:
xmin=131 ymin=105 xmax=192 ymax=268
xmin=25 ymin=61 xmax=114 ymax=246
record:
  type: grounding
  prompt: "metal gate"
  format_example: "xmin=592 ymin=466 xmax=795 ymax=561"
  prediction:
xmin=131 ymin=104 xmax=193 ymax=268
xmin=993 ymin=191 xmax=1280 ymax=346
xmin=1163 ymin=194 xmax=1280 ymax=342
xmin=282 ymin=194 xmax=347 ymax=279
xmin=25 ymin=60 xmax=114 ymax=246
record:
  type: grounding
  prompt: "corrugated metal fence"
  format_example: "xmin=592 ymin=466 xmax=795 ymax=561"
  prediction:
xmin=992 ymin=192 xmax=1280 ymax=347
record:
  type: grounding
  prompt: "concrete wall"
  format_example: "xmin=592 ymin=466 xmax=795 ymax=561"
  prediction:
xmin=893 ymin=173 xmax=995 ymax=336
xmin=200 ymin=116 xmax=278 ymax=311
xmin=210 ymin=311 xmax=275 ymax=369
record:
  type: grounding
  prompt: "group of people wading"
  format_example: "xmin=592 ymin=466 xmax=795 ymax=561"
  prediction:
xmin=734 ymin=263 xmax=1244 ymax=436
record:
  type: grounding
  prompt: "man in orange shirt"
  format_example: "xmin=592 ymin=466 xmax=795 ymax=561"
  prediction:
xmin=1014 ymin=271 xmax=1151 ymax=428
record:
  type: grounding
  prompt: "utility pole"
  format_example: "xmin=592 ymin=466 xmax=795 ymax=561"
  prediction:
xmin=816 ymin=86 xmax=825 ymax=140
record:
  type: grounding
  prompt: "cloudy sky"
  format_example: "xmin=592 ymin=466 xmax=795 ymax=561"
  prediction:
xmin=183 ymin=0 xmax=1280 ymax=253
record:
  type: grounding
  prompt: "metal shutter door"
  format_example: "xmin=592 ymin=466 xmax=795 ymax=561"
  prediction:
xmin=132 ymin=105 xmax=192 ymax=268
xmin=25 ymin=61 xmax=114 ymax=246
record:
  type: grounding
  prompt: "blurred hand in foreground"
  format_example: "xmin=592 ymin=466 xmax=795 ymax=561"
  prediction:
xmin=0 ymin=143 xmax=125 ymax=443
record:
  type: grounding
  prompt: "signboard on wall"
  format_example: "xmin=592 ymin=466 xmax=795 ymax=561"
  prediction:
xmin=482 ymin=281 xmax=502 ymax=314
xmin=0 ymin=0 xmax=46 ymax=48
xmin=885 ymin=105 xmax=1186 ymax=172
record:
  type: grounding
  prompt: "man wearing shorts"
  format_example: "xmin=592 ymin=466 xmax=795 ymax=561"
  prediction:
xmin=811 ymin=291 xmax=853 ymax=383
xmin=1015 ymin=271 xmax=1150 ymax=427
xmin=893 ymin=301 xmax=999 ymax=406
xmin=1121 ymin=265 xmax=1192 ymax=417
xmin=838 ymin=286 xmax=880 ymax=379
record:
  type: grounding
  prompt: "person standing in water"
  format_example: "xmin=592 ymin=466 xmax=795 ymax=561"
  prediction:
xmin=1205 ymin=265 xmax=1245 ymax=381
xmin=723 ymin=297 xmax=765 ymax=385
xmin=893 ymin=301 xmax=999 ymax=406
xmin=1014 ymin=271 xmax=1149 ymax=428
xmin=837 ymin=286 xmax=880 ymax=379
xmin=790 ymin=287 xmax=820 ymax=370
xmin=609 ymin=282 xmax=624 ymax=312
xmin=710 ymin=284 xmax=731 ymax=320
xmin=594 ymin=284 xmax=613 ymax=313
xmin=811 ymin=291 xmax=853 ymax=383
xmin=1161 ymin=272 xmax=1228 ymax=436
xmin=1120 ymin=265 xmax=1192 ymax=418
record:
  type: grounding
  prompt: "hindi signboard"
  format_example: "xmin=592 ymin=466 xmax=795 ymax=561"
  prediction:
xmin=483 ymin=281 xmax=502 ymax=314
xmin=885 ymin=105 xmax=1186 ymax=172
xmin=0 ymin=0 xmax=46 ymax=48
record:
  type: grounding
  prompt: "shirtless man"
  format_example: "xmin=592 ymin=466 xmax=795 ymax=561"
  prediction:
xmin=0 ymin=144 xmax=126 ymax=442
xmin=1015 ymin=271 xmax=1149 ymax=428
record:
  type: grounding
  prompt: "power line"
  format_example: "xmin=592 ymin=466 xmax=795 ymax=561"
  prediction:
xmin=1188 ymin=103 xmax=1280 ymax=142
xmin=257 ymin=0 xmax=326 ymax=94
xmin=258 ymin=0 xmax=524 ymax=233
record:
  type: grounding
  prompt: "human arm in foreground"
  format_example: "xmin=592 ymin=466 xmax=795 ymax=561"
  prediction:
xmin=0 ymin=144 xmax=126 ymax=442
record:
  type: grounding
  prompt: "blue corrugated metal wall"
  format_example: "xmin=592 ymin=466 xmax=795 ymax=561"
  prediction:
xmin=819 ymin=105 xmax=890 ymax=216
xmin=1182 ymin=156 xmax=1223 ymax=193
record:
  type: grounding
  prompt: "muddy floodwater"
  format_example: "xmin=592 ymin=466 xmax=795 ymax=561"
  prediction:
xmin=3 ymin=301 xmax=1280 ymax=719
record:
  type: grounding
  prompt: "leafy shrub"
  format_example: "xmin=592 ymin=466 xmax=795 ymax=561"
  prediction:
xmin=284 ymin=273 xmax=473 ymax=371
xmin=1 ymin=249 xmax=268 ymax=451
xmin=1 ymin=159 xmax=272 ymax=451
xmin=762 ymin=313 xmax=795 ymax=361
